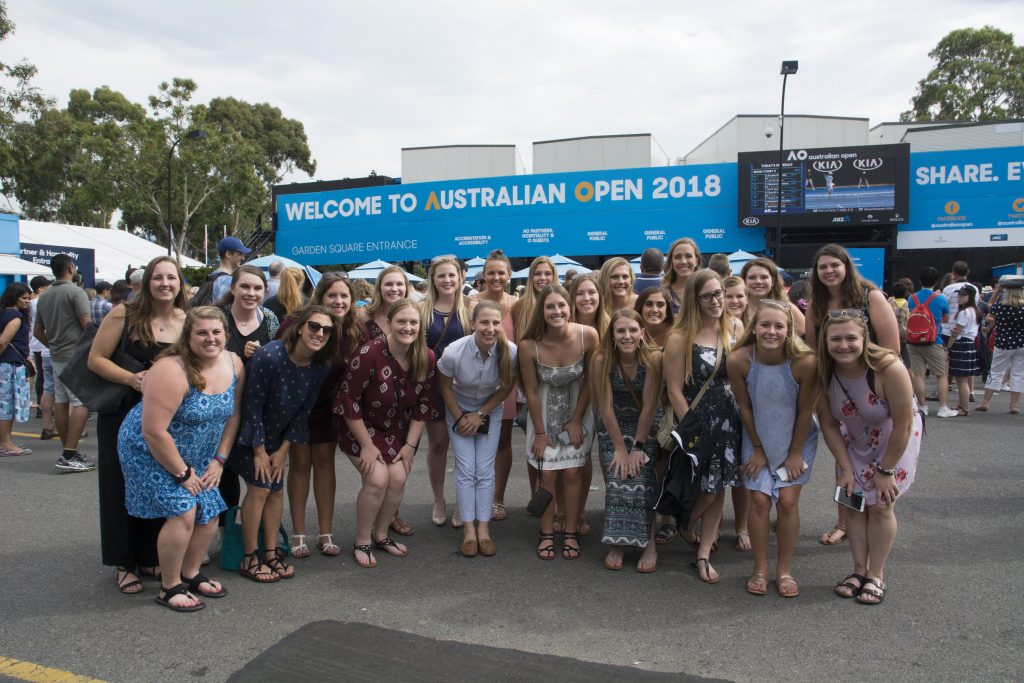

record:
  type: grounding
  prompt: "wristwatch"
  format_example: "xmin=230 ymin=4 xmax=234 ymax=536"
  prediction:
xmin=875 ymin=463 xmax=896 ymax=477
xmin=171 ymin=465 xmax=193 ymax=484
xmin=631 ymin=440 xmax=646 ymax=452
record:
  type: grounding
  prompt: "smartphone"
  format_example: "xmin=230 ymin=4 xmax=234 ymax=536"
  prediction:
xmin=776 ymin=461 xmax=808 ymax=482
xmin=834 ymin=486 xmax=866 ymax=512
xmin=555 ymin=427 xmax=588 ymax=446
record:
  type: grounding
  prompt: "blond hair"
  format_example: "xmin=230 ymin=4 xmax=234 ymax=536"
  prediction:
xmin=388 ymin=299 xmax=429 ymax=383
xmin=734 ymin=299 xmax=812 ymax=360
xmin=591 ymin=308 xmax=656 ymax=409
xmin=667 ymin=269 xmax=731 ymax=385
xmin=513 ymin=256 xmax=557 ymax=341
xmin=816 ymin=313 xmax=899 ymax=393
xmin=567 ymin=273 xmax=609 ymax=336
xmin=472 ymin=299 xmax=516 ymax=388
xmin=598 ymin=257 xmax=635 ymax=317
xmin=419 ymin=255 xmax=471 ymax=337
xmin=365 ymin=266 xmax=410 ymax=319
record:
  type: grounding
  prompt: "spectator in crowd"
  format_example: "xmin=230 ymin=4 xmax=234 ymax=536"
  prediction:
xmin=28 ymin=275 xmax=55 ymax=438
xmin=939 ymin=261 xmax=977 ymax=401
xmin=907 ymin=267 xmax=955 ymax=418
xmin=634 ymin=248 xmax=664 ymax=294
xmin=707 ymin=253 xmax=731 ymax=278
xmin=265 ymin=260 xmax=285 ymax=300
xmin=563 ymin=269 xmax=578 ymax=287
xmin=977 ymin=283 xmax=1024 ymax=414
xmin=263 ymin=268 xmax=307 ymax=321
xmin=126 ymin=269 xmax=143 ymax=302
xmin=0 ymin=283 xmax=34 ymax=456
xmin=91 ymin=281 xmax=113 ymax=324
xmin=209 ymin=236 xmax=252 ymax=305
xmin=34 ymin=254 xmax=93 ymax=473
xmin=110 ymin=280 xmax=131 ymax=306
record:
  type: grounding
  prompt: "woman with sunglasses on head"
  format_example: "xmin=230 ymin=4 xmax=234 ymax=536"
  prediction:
xmin=89 ymin=256 xmax=188 ymax=594
xmin=805 ymin=244 xmax=899 ymax=546
xmin=519 ymin=284 xmax=598 ymax=561
xmin=727 ymin=299 xmax=818 ymax=597
xmin=663 ymin=238 xmax=702 ymax=315
xmin=218 ymin=265 xmax=280 ymax=518
xmin=437 ymin=300 xmax=517 ymax=556
xmin=817 ymin=310 xmax=921 ymax=605
xmin=598 ymin=257 xmax=638 ymax=317
xmin=230 ymin=305 xmax=334 ymax=582
xmin=741 ymin=258 xmax=806 ymax=338
xmin=356 ymin=265 xmax=415 ymax=536
xmin=592 ymin=309 xmax=662 ymax=572
xmin=476 ymin=250 xmax=520 ymax=523
xmin=420 ymin=255 xmax=473 ymax=528
xmin=663 ymin=270 xmax=739 ymax=583
xmin=334 ymin=299 xmax=438 ymax=568
xmin=284 ymin=274 xmax=362 ymax=559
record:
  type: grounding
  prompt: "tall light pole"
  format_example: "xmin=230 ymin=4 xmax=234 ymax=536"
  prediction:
xmin=167 ymin=129 xmax=208 ymax=257
xmin=775 ymin=60 xmax=798 ymax=265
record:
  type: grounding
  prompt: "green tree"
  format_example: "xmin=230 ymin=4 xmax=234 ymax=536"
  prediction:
xmin=0 ymin=1 xmax=53 ymax=190
xmin=902 ymin=26 xmax=1024 ymax=122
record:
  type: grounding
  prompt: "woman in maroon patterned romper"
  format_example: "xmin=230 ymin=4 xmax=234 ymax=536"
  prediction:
xmin=334 ymin=299 xmax=438 ymax=568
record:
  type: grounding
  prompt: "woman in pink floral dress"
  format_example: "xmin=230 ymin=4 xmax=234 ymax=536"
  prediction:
xmin=816 ymin=311 xmax=922 ymax=606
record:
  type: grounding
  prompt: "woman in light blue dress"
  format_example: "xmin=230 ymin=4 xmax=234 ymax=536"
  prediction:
xmin=727 ymin=299 xmax=818 ymax=598
xmin=119 ymin=307 xmax=245 ymax=612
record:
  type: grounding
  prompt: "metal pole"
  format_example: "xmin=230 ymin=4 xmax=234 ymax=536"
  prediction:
xmin=166 ymin=136 xmax=180 ymax=258
xmin=775 ymin=73 xmax=788 ymax=264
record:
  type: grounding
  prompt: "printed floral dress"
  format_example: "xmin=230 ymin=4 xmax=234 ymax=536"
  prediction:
xmin=682 ymin=344 xmax=740 ymax=493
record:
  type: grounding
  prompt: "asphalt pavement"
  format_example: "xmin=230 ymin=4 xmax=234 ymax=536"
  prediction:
xmin=0 ymin=382 xmax=1021 ymax=682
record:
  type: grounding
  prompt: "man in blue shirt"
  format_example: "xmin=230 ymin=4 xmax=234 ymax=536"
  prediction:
xmin=907 ymin=266 xmax=955 ymax=417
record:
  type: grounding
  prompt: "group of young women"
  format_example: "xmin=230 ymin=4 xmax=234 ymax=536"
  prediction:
xmin=87 ymin=241 xmax=922 ymax=612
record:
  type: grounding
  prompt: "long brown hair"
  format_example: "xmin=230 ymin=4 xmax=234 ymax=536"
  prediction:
xmin=388 ymin=299 xmax=429 ymax=383
xmin=816 ymin=312 xmax=899 ymax=393
xmin=568 ymin=273 xmax=609 ymax=335
xmin=158 ymin=306 xmax=228 ymax=391
xmin=741 ymin=258 xmax=787 ymax=302
xmin=124 ymin=256 xmax=189 ymax=347
xmin=282 ymin=304 xmax=337 ymax=367
xmin=634 ymin=285 xmax=675 ymax=332
xmin=522 ymin=283 xmax=571 ymax=342
xmin=219 ymin=265 xmax=267 ymax=306
xmin=472 ymin=299 xmax=516 ymax=388
xmin=808 ymin=243 xmax=876 ymax=321
xmin=364 ymin=266 xmax=410 ymax=319
xmin=667 ymin=269 xmax=731 ymax=385
xmin=513 ymin=256 xmax=557 ymax=341
xmin=662 ymin=238 xmax=702 ymax=287
xmin=592 ymin=308 xmax=656 ymax=409
xmin=311 ymin=273 xmax=361 ymax=365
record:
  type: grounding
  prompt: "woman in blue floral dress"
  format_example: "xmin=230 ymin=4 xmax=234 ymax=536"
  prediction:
xmin=119 ymin=307 xmax=245 ymax=612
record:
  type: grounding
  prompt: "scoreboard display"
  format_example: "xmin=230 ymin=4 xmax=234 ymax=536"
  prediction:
xmin=738 ymin=143 xmax=910 ymax=228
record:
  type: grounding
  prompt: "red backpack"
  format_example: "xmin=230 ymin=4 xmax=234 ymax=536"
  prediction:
xmin=907 ymin=292 xmax=940 ymax=345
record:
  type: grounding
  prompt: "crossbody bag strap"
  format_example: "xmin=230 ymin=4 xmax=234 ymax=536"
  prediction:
xmin=688 ymin=340 xmax=722 ymax=413
xmin=616 ymin=358 xmax=642 ymax=410
xmin=832 ymin=372 xmax=860 ymax=416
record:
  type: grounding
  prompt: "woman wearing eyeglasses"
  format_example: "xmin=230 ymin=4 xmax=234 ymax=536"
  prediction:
xmin=805 ymin=244 xmax=899 ymax=546
xmin=816 ymin=310 xmax=921 ymax=605
xmin=663 ymin=270 xmax=740 ymax=583
xmin=284 ymin=274 xmax=362 ymax=559
xmin=230 ymin=305 xmax=334 ymax=582
xmin=334 ymin=299 xmax=438 ymax=568
xmin=727 ymin=299 xmax=818 ymax=597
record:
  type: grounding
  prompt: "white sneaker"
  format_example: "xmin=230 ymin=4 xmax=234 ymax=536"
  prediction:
xmin=936 ymin=406 xmax=958 ymax=418
xmin=919 ymin=405 xmax=929 ymax=416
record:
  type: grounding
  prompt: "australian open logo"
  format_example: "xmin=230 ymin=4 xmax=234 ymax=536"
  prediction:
xmin=812 ymin=160 xmax=842 ymax=173
xmin=742 ymin=217 xmax=760 ymax=226
xmin=853 ymin=158 xmax=884 ymax=171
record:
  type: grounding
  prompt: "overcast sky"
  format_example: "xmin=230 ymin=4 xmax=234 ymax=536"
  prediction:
xmin=8 ymin=1 xmax=1024 ymax=183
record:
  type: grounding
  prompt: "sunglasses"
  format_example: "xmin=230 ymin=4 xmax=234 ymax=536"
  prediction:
xmin=431 ymin=254 xmax=458 ymax=264
xmin=698 ymin=290 xmax=725 ymax=303
xmin=305 ymin=320 xmax=334 ymax=336
xmin=323 ymin=270 xmax=348 ymax=280
xmin=827 ymin=309 xmax=865 ymax=320
xmin=758 ymin=299 xmax=791 ymax=309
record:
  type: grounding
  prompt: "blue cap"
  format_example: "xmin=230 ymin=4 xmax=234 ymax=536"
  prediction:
xmin=218 ymin=236 xmax=251 ymax=255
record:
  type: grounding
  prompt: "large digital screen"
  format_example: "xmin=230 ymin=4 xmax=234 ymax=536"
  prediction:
xmin=738 ymin=143 xmax=910 ymax=228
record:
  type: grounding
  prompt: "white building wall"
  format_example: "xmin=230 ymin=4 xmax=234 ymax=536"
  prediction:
xmin=683 ymin=116 xmax=869 ymax=164
xmin=533 ymin=134 xmax=669 ymax=173
xmin=903 ymin=122 xmax=1024 ymax=151
xmin=401 ymin=145 xmax=523 ymax=183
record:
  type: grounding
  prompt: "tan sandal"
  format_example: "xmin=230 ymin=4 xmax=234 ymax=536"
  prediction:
xmin=746 ymin=570 xmax=768 ymax=596
xmin=777 ymin=574 xmax=799 ymax=598
xmin=819 ymin=526 xmax=847 ymax=545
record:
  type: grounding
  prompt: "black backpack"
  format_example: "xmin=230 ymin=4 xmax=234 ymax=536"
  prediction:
xmin=190 ymin=270 xmax=230 ymax=307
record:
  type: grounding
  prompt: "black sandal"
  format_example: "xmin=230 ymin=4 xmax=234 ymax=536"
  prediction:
xmin=264 ymin=547 xmax=295 ymax=579
xmin=238 ymin=551 xmax=280 ymax=583
xmin=536 ymin=532 xmax=556 ymax=561
xmin=834 ymin=573 xmax=867 ymax=599
xmin=115 ymin=568 xmax=144 ymax=595
xmin=182 ymin=572 xmax=227 ymax=598
xmin=857 ymin=578 xmax=886 ymax=605
xmin=373 ymin=535 xmax=409 ymax=557
xmin=154 ymin=582 xmax=204 ymax=612
xmin=352 ymin=544 xmax=377 ymax=568
xmin=562 ymin=532 xmax=581 ymax=561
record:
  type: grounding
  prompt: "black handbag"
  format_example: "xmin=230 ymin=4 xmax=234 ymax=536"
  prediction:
xmin=526 ymin=455 xmax=554 ymax=517
xmin=58 ymin=320 xmax=143 ymax=413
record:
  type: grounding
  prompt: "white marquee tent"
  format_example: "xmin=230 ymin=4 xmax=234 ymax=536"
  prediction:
xmin=19 ymin=220 xmax=204 ymax=282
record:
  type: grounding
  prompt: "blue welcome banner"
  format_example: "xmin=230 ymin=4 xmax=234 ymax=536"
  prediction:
xmin=276 ymin=163 xmax=766 ymax=264
xmin=899 ymin=146 xmax=1024 ymax=249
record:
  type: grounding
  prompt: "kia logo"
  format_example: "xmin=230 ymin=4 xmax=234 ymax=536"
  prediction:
xmin=812 ymin=160 xmax=842 ymax=173
xmin=853 ymin=158 xmax=883 ymax=171
xmin=742 ymin=217 xmax=760 ymax=226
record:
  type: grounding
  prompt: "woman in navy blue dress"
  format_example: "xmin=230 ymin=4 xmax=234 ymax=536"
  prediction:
xmin=119 ymin=307 xmax=245 ymax=612
xmin=231 ymin=305 xmax=333 ymax=582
